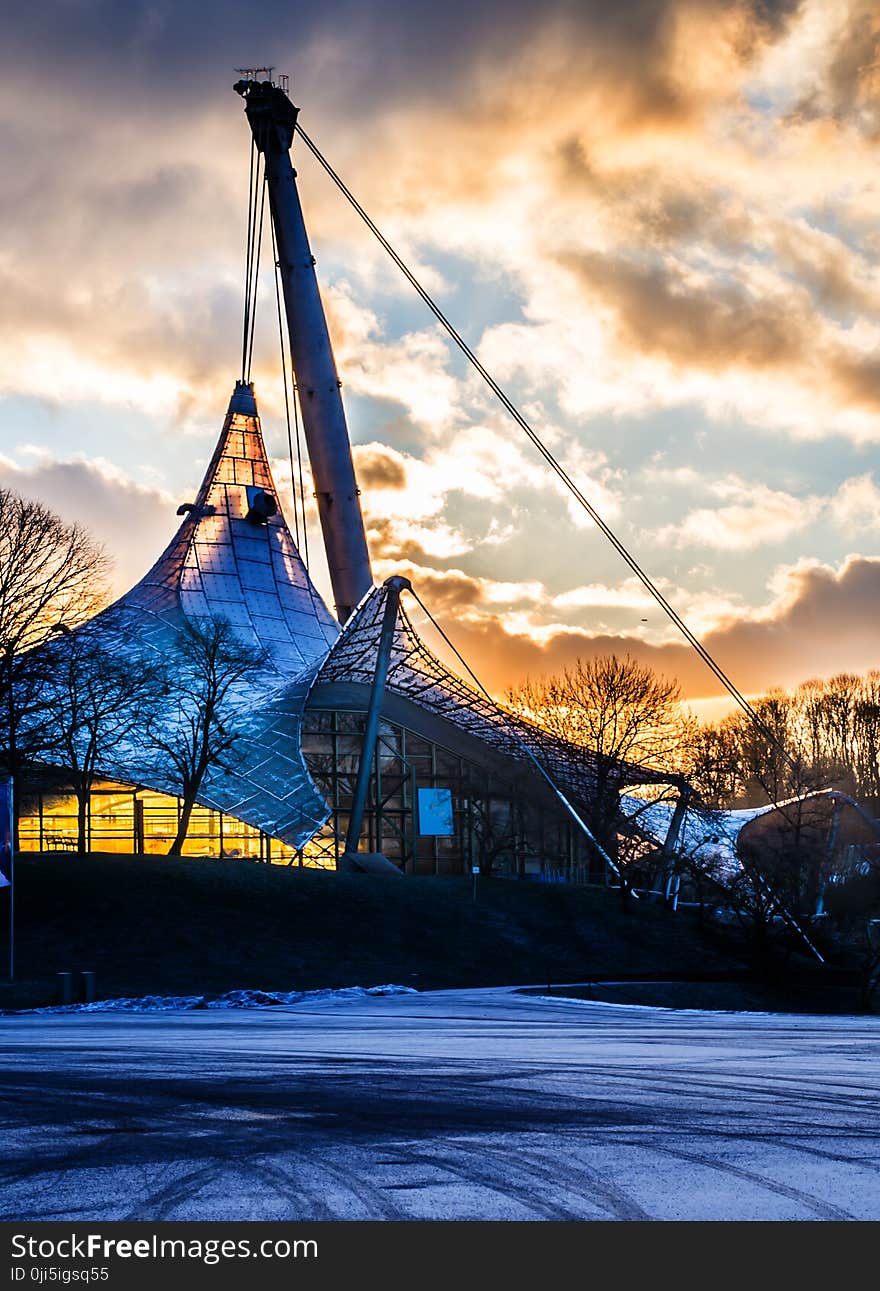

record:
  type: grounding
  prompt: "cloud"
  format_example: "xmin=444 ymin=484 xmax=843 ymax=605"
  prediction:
xmin=658 ymin=471 xmax=880 ymax=551
xmin=829 ymin=351 xmax=880 ymax=412
xmin=0 ymin=452 xmax=177 ymax=594
xmin=769 ymin=216 xmax=880 ymax=318
xmin=551 ymin=580 xmax=654 ymax=612
xmin=554 ymin=244 xmax=880 ymax=434
xmin=0 ymin=0 xmax=872 ymax=477
xmin=0 ymin=0 xmax=809 ymax=422
xmin=352 ymin=443 xmax=408 ymax=490
xmin=324 ymin=286 xmax=461 ymax=431
xmin=830 ymin=472 xmax=880 ymax=530
xmin=353 ymin=422 xmax=622 ymax=574
xmin=408 ymin=553 xmax=880 ymax=701
xmin=793 ymin=0 xmax=880 ymax=135
xmin=561 ymin=252 xmax=804 ymax=372
xmin=659 ymin=479 xmax=822 ymax=550
xmin=5 ymin=0 xmax=880 ymax=721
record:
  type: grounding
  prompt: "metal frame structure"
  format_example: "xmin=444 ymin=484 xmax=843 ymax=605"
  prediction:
xmin=300 ymin=708 xmax=602 ymax=878
xmin=19 ymin=382 xmax=341 ymax=851
xmin=315 ymin=580 xmax=678 ymax=808
xmin=9 ymin=80 xmax=687 ymax=875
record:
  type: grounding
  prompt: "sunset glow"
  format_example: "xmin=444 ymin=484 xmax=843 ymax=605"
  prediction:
xmin=2 ymin=0 xmax=879 ymax=702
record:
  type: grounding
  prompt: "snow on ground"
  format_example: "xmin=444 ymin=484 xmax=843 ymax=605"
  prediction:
xmin=3 ymin=986 xmax=880 ymax=1221
xmin=532 ymin=992 xmax=783 ymax=1018
xmin=14 ymin=984 xmax=417 ymax=1015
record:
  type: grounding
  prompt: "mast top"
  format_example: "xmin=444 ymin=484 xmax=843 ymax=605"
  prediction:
xmin=233 ymin=73 xmax=297 ymax=153
xmin=233 ymin=67 xmax=288 ymax=89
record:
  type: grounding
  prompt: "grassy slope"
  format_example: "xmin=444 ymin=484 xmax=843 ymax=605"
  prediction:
xmin=0 ymin=852 xmax=746 ymax=1009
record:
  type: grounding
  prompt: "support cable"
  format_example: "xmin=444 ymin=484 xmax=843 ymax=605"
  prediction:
xmin=241 ymin=135 xmax=257 ymax=381
xmin=270 ymin=217 xmax=301 ymax=551
xmin=410 ymin=588 xmax=628 ymax=886
xmin=244 ymin=164 xmax=267 ymax=382
xmin=293 ymin=122 xmax=796 ymax=775
xmin=292 ymin=124 xmax=823 ymax=961
xmin=292 ymin=367 xmax=310 ymax=569
xmin=268 ymin=210 xmax=310 ymax=565
xmin=244 ymin=135 xmax=314 ymax=580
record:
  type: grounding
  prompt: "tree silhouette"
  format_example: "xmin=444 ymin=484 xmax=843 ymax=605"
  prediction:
xmin=148 ymin=616 xmax=268 ymax=856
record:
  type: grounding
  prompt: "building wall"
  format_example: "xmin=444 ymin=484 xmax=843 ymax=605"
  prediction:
xmin=15 ymin=702 xmax=612 ymax=882
xmin=301 ymin=708 xmax=602 ymax=880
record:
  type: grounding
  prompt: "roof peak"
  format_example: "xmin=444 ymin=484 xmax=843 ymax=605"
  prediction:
xmin=227 ymin=380 xmax=258 ymax=417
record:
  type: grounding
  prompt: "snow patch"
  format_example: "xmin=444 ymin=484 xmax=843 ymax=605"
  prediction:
xmin=14 ymin=984 xmax=418 ymax=1015
xmin=533 ymin=993 xmax=782 ymax=1018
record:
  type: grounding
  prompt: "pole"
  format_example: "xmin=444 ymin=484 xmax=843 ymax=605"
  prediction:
xmin=8 ymin=779 xmax=12 ymax=983
xmin=1 ymin=775 xmax=13 ymax=982
xmin=234 ymin=78 xmax=373 ymax=623
xmin=2 ymin=643 xmax=14 ymax=981
xmin=342 ymin=578 xmax=412 ymax=866
xmin=661 ymin=784 xmax=693 ymax=905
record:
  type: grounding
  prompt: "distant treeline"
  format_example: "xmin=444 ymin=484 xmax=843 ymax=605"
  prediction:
xmin=688 ymin=671 xmax=880 ymax=812
xmin=507 ymin=655 xmax=880 ymax=819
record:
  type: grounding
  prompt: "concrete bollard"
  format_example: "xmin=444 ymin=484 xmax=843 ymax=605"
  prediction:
xmin=79 ymin=971 xmax=96 ymax=1005
xmin=56 ymin=972 xmax=73 ymax=1006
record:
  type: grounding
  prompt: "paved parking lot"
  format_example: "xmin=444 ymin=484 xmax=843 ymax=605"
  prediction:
xmin=2 ymin=987 xmax=879 ymax=1220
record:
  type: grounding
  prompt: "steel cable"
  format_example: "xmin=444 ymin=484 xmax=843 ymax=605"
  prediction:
xmin=293 ymin=122 xmax=798 ymax=777
xmin=289 ymin=123 xmax=824 ymax=957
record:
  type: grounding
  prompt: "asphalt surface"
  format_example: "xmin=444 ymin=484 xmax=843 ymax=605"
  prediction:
xmin=2 ymin=987 xmax=879 ymax=1221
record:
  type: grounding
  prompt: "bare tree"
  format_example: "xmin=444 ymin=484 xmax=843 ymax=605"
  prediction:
xmin=733 ymin=690 xmax=805 ymax=805
xmin=468 ymin=794 xmax=522 ymax=876
xmin=684 ymin=722 xmax=741 ymax=808
xmin=147 ymin=616 xmax=268 ymax=856
xmin=40 ymin=631 xmax=160 ymax=853
xmin=692 ymin=671 xmax=880 ymax=813
xmin=853 ymin=672 xmax=880 ymax=807
xmin=507 ymin=654 xmax=693 ymax=854
xmin=0 ymin=488 xmax=110 ymax=843
xmin=0 ymin=488 xmax=110 ymax=657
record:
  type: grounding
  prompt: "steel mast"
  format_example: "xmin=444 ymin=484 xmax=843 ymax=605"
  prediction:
xmin=234 ymin=75 xmax=372 ymax=624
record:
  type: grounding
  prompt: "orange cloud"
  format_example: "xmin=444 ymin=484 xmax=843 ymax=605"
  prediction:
xmin=390 ymin=554 xmax=880 ymax=702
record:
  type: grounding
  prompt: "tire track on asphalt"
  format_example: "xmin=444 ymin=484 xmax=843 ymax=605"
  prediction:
xmin=445 ymin=1138 xmax=653 ymax=1221
xmin=378 ymin=1145 xmax=574 ymax=1219
xmin=125 ymin=1157 xmax=332 ymax=1222
xmin=251 ymin=1152 xmax=404 ymax=1221
xmin=522 ymin=1065 xmax=880 ymax=1125
xmin=129 ymin=1164 xmax=228 ymax=1221
xmin=376 ymin=1137 xmax=636 ymax=1220
xmin=616 ymin=1139 xmax=853 ymax=1220
xmin=764 ymin=1135 xmax=880 ymax=1176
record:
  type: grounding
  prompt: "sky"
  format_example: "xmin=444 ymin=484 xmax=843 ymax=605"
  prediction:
xmin=1 ymin=0 xmax=879 ymax=715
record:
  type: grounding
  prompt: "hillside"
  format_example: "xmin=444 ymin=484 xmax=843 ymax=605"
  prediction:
xmin=0 ymin=852 xmax=748 ymax=1010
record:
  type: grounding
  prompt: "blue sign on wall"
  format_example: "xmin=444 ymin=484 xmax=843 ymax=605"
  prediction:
xmin=417 ymin=787 xmax=455 ymax=836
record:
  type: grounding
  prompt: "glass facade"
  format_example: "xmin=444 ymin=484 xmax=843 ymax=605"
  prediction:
xmin=9 ymin=384 xmax=342 ymax=858
xmin=14 ymin=712 xmax=605 ymax=881
xmin=301 ymin=708 xmax=601 ymax=879
xmin=16 ymin=778 xmax=334 ymax=868
xmin=9 ymin=389 xmax=654 ymax=876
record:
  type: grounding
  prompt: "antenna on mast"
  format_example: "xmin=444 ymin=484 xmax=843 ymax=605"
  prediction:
xmin=234 ymin=65 xmax=274 ymax=80
xmin=234 ymin=67 xmax=289 ymax=93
